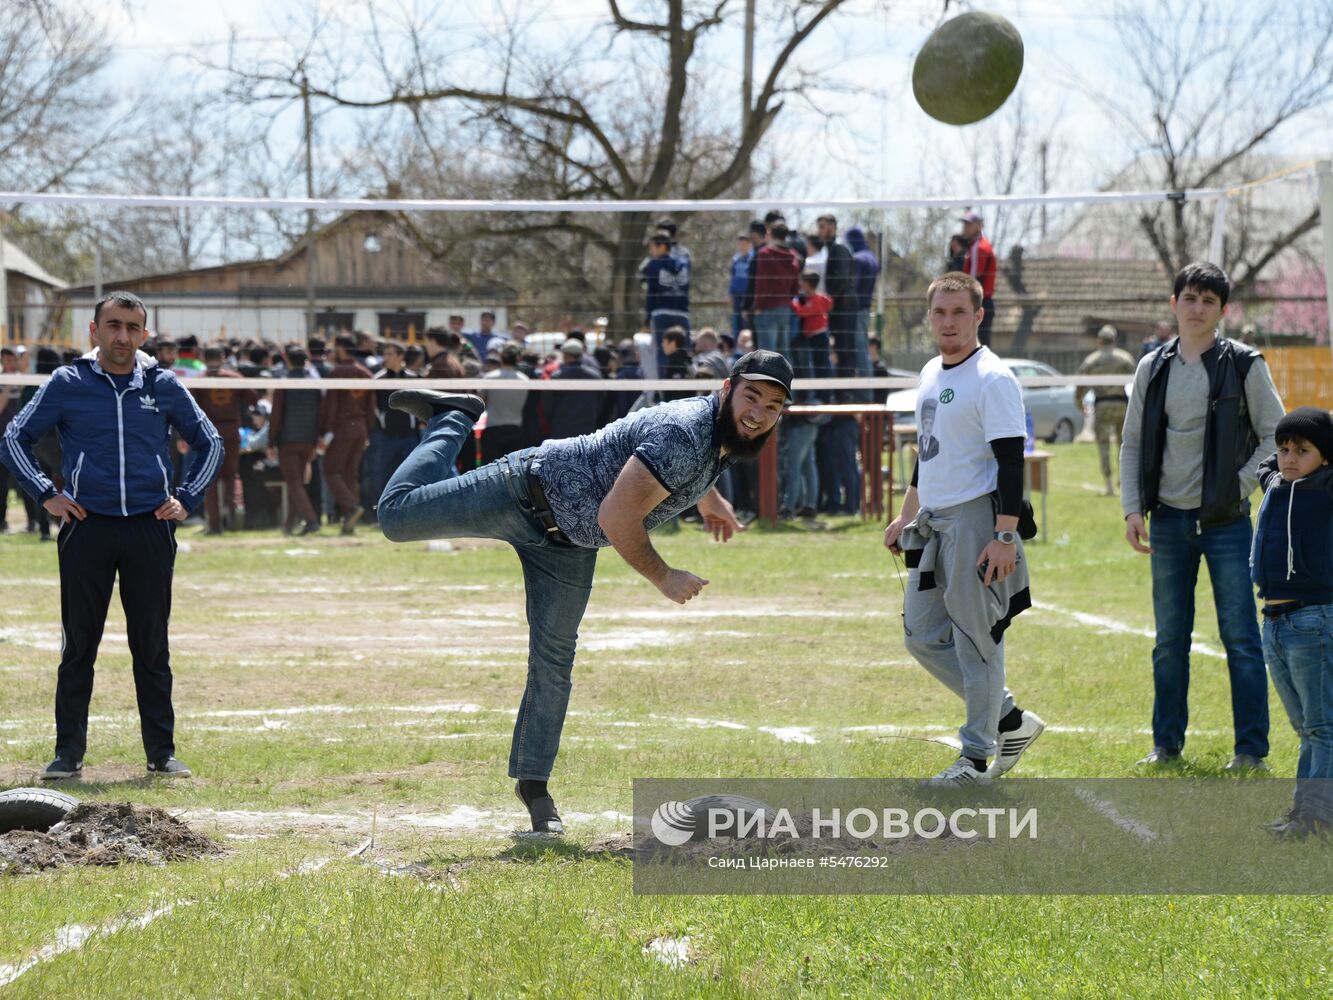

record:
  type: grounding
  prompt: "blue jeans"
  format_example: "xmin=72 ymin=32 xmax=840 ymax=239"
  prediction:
xmin=854 ymin=310 xmax=873 ymax=376
xmin=779 ymin=419 xmax=819 ymax=513
xmin=378 ymin=413 xmax=598 ymax=781
xmin=1262 ymin=603 xmax=1332 ymax=823
xmin=1147 ymin=506 xmax=1269 ymax=757
xmin=831 ymin=309 xmax=872 ymax=402
xmin=366 ymin=428 xmax=420 ymax=521
xmin=754 ymin=306 xmax=793 ymax=355
xmin=790 ymin=332 xmax=833 ymax=404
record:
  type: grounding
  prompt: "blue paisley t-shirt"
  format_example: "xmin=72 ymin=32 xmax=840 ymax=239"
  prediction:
xmin=532 ymin=394 xmax=732 ymax=548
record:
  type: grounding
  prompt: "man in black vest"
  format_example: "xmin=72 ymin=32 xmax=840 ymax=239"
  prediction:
xmin=1119 ymin=262 xmax=1285 ymax=771
xmin=816 ymin=214 xmax=864 ymax=401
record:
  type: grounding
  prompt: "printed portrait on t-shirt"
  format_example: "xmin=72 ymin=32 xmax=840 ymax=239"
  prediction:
xmin=918 ymin=396 xmax=940 ymax=462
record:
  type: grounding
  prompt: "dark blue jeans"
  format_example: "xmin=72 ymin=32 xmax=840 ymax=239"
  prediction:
xmin=1262 ymin=603 xmax=1332 ymax=822
xmin=366 ymin=428 xmax=420 ymax=522
xmin=790 ymin=331 xmax=833 ymax=404
xmin=1147 ymin=506 xmax=1269 ymax=757
xmin=377 ymin=413 xmax=598 ymax=781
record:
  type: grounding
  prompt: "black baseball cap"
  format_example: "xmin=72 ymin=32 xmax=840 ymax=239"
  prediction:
xmin=730 ymin=350 xmax=794 ymax=400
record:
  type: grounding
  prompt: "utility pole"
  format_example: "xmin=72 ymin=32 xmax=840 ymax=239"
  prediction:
xmin=1317 ymin=160 xmax=1333 ymax=364
xmin=1039 ymin=141 xmax=1049 ymax=243
xmin=740 ymin=0 xmax=755 ymax=199
xmin=0 ymin=214 xmax=7 ymax=343
xmin=302 ymin=69 xmax=317 ymax=337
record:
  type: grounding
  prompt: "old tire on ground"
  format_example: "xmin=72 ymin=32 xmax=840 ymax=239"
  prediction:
xmin=0 ymin=787 xmax=80 ymax=834
xmin=913 ymin=11 xmax=1024 ymax=126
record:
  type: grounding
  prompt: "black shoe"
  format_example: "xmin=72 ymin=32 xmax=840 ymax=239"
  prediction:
xmin=147 ymin=756 xmax=192 ymax=777
xmin=1136 ymin=747 xmax=1182 ymax=767
xmin=1271 ymin=814 xmax=1331 ymax=841
xmin=389 ymin=389 xmax=485 ymax=423
xmin=515 ymin=782 xmax=564 ymax=835
xmin=301 ymin=520 xmax=321 ymax=535
xmin=1267 ymin=806 xmax=1304 ymax=832
xmin=41 ymin=756 xmax=83 ymax=780
xmin=1225 ymin=753 xmax=1269 ymax=773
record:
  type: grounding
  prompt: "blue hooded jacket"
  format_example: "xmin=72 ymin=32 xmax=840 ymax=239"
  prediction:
xmin=639 ymin=252 xmax=690 ymax=318
xmin=1250 ymin=454 xmax=1333 ymax=603
xmin=845 ymin=225 xmax=881 ymax=313
xmin=1 ymin=349 xmax=223 ymax=517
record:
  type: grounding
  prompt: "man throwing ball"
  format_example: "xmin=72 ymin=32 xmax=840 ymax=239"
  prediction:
xmin=885 ymin=273 xmax=1045 ymax=786
xmin=378 ymin=351 xmax=792 ymax=833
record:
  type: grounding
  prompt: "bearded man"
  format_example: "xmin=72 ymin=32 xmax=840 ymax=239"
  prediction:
xmin=377 ymin=351 xmax=792 ymax=834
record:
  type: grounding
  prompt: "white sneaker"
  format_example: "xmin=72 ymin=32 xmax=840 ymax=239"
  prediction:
xmin=926 ymin=756 xmax=991 ymax=788
xmin=991 ymin=710 xmax=1046 ymax=778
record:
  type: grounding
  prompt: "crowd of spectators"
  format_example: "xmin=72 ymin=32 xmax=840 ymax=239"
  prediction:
xmin=1 ymin=210 xmax=888 ymax=534
xmin=641 ymin=211 xmax=883 ymax=520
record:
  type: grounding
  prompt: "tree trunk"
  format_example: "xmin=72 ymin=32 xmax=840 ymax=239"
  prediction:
xmin=609 ymin=210 xmax=650 ymax=335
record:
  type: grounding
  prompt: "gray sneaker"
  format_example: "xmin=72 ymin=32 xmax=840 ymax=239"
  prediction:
xmin=1225 ymin=754 xmax=1269 ymax=773
xmin=991 ymin=710 xmax=1046 ymax=778
xmin=926 ymin=757 xmax=991 ymax=788
xmin=147 ymin=756 xmax=192 ymax=777
xmin=40 ymin=757 xmax=83 ymax=780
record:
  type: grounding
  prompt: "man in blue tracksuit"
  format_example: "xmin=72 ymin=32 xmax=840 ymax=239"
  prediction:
xmin=1 ymin=291 xmax=222 ymax=781
xmin=639 ymin=233 xmax=690 ymax=378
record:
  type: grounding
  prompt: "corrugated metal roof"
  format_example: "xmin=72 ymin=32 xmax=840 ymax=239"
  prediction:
xmin=2 ymin=236 xmax=66 ymax=289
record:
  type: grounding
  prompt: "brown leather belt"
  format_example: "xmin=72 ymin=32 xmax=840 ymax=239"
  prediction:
xmin=522 ymin=462 xmax=574 ymax=546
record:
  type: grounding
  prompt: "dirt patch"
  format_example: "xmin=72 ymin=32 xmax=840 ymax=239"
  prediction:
xmin=0 ymin=802 xmax=221 ymax=874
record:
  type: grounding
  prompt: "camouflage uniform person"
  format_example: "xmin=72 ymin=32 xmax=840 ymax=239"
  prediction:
xmin=1075 ymin=326 xmax=1137 ymax=495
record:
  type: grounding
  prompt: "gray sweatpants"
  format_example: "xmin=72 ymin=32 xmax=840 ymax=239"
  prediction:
xmin=902 ymin=495 xmax=1019 ymax=760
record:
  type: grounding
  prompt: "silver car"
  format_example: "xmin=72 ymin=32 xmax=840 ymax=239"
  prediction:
xmin=884 ymin=357 xmax=1085 ymax=444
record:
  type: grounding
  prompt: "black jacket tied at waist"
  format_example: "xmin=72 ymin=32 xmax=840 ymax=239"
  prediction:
xmin=1138 ymin=336 xmax=1261 ymax=529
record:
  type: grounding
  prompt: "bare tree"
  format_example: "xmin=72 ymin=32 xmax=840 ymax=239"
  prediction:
xmin=1083 ymin=0 xmax=1333 ymax=293
xmin=0 ymin=0 xmax=135 ymax=281
xmin=0 ymin=1 xmax=119 ymax=196
xmin=223 ymin=0 xmax=857 ymax=328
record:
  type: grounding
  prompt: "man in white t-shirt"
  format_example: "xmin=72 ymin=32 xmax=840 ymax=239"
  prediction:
xmin=885 ymin=272 xmax=1046 ymax=787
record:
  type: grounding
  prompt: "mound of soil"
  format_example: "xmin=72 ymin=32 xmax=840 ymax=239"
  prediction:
xmin=0 ymin=803 xmax=220 ymax=875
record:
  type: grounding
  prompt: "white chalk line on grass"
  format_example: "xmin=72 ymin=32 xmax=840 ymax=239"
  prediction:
xmin=0 ymin=901 xmax=195 ymax=988
xmin=1031 ymin=601 xmax=1226 ymax=660
xmin=182 ymin=805 xmax=631 ymax=835
xmin=0 ymin=700 xmax=1230 ymax=744
xmin=1073 ymin=787 xmax=1159 ymax=843
xmin=842 ymin=722 xmax=1229 ymax=739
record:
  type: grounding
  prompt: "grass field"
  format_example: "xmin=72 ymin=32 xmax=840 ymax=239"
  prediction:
xmin=0 ymin=441 xmax=1328 ymax=997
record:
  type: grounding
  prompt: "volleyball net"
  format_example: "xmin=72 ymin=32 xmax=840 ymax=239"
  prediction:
xmin=0 ymin=166 xmax=1329 ymax=405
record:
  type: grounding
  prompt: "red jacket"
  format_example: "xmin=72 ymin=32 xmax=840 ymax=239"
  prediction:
xmin=791 ymin=292 xmax=833 ymax=336
xmin=751 ymin=244 xmax=800 ymax=312
xmin=963 ymin=235 xmax=996 ymax=298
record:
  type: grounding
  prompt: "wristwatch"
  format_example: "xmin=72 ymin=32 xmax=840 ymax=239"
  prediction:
xmin=993 ymin=530 xmax=1018 ymax=545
